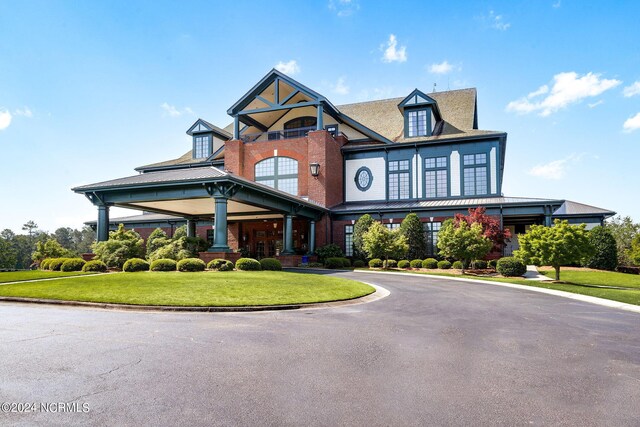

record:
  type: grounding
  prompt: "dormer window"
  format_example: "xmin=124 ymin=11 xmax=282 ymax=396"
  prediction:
xmin=193 ymin=134 xmax=212 ymax=159
xmin=398 ymin=89 xmax=441 ymax=139
xmin=407 ymin=110 xmax=428 ymax=137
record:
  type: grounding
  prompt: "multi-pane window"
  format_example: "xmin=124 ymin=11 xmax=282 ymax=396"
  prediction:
xmin=194 ymin=135 xmax=211 ymax=159
xmin=407 ymin=110 xmax=428 ymax=137
xmin=425 ymin=156 xmax=448 ymax=198
xmin=255 ymin=156 xmax=298 ymax=195
xmin=424 ymin=222 xmax=442 ymax=256
xmin=344 ymin=225 xmax=354 ymax=257
xmin=384 ymin=223 xmax=401 ymax=231
xmin=462 ymin=153 xmax=488 ymax=196
xmin=388 ymin=160 xmax=410 ymax=200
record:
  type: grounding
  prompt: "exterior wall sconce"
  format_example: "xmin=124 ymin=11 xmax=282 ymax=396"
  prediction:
xmin=309 ymin=162 xmax=320 ymax=177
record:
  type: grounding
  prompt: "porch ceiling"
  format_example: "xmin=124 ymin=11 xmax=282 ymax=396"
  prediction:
xmin=124 ymin=198 xmax=270 ymax=218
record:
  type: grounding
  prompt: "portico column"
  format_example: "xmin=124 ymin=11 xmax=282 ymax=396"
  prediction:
xmin=97 ymin=205 xmax=110 ymax=242
xmin=233 ymin=116 xmax=240 ymax=140
xmin=187 ymin=219 xmax=197 ymax=238
xmin=308 ymin=220 xmax=316 ymax=255
xmin=210 ymin=197 xmax=230 ymax=252
xmin=316 ymin=104 xmax=324 ymax=130
xmin=282 ymin=214 xmax=294 ymax=255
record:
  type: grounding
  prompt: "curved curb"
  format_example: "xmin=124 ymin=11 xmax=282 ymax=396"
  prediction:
xmin=0 ymin=282 xmax=389 ymax=313
xmin=357 ymin=270 xmax=640 ymax=315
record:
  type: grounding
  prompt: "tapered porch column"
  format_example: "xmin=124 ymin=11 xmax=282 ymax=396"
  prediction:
xmin=307 ymin=220 xmax=316 ymax=255
xmin=187 ymin=219 xmax=197 ymax=238
xmin=97 ymin=205 xmax=110 ymax=242
xmin=209 ymin=197 xmax=230 ymax=252
xmin=316 ymin=104 xmax=324 ymax=130
xmin=282 ymin=214 xmax=294 ymax=255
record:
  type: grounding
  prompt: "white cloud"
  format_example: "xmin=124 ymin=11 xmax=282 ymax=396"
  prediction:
xmin=328 ymin=0 xmax=359 ymax=17
xmin=623 ymin=112 xmax=640 ymax=133
xmin=331 ymin=76 xmax=350 ymax=95
xmin=552 ymin=0 xmax=561 ymax=8
xmin=506 ymin=72 xmax=621 ymax=116
xmin=429 ymin=60 xmax=454 ymax=75
xmin=528 ymin=153 xmax=584 ymax=180
xmin=275 ymin=60 xmax=300 ymax=75
xmin=160 ymin=102 xmax=182 ymax=117
xmin=14 ymin=107 xmax=33 ymax=117
xmin=0 ymin=109 xmax=12 ymax=130
xmin=588 ymin=100 xmax=604 ymax=108
xmin=489 ymin=10 xmax=511 ymax=31
xmin=381 ymin=34 xmax=407 ymax=63
xmin=623 ymin=81 xmax=640 ymax=97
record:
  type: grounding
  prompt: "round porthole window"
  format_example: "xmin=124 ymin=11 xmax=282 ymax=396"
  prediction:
xmin=355 ymin=167 xmax=373 ymax=191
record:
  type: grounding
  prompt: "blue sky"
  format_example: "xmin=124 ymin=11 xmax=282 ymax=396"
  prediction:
xmin=1 ymin=0 xmax=639 ymax=233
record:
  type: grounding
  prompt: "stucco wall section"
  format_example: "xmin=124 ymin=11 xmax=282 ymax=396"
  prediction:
xmin=345 ymin=157 xmax=386 ymax=202
xmin=490 ymin=147 xmax=497 ymax=194
xmin=450 ymin=150 xmax=461 ymax=196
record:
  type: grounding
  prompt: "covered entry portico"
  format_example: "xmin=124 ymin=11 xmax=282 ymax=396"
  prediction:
xmin=72 ymin=167 xmax=326 ymax=261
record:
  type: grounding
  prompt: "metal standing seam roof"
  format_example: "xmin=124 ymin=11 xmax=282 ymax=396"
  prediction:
xmin=72 ymin=167 xmax=228 ymax=191
xmin=553 ymin=200 xmax=615 ymax=216
xmin=331 ymin=197 xmax=561 ymax=212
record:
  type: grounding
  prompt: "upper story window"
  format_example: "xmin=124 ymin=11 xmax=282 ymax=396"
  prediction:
xmin=388 ymin=160 xmax=410 ymax=200
xmin=425 ymin=156 xmax=448 ymax=198
xmin=255 ymin=156 xmax=298 ymax=195
xmin=284 ymin=116 xmax=317 ymax=138
xmin=193 ymin=135 xmax=211 ymax=159
xmin=463 ymin=153 xmax=488 ymax=196
xmin=407 ymin=109 xmax=428 ymax=137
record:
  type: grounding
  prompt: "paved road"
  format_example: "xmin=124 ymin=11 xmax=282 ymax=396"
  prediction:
xmin=1 ymin=272 xmax=639 ymax=426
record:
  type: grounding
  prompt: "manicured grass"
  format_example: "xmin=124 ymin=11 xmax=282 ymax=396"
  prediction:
xmin=0 ymin=270 xmax=93 ymax=283
xmin=538 ymin=268 xmax=640 ymax=289
xmin=0 ymin=271 xmax=375 ymax=306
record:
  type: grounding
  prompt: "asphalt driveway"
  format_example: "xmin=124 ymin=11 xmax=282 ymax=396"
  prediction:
xmin=1 ymin=271 xmax=639 ymax=426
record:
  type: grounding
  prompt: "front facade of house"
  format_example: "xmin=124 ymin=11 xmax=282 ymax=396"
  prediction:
xmin=74 ymin=70 xmax=614 ymax=264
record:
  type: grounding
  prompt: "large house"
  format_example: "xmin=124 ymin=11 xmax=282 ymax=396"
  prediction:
xmin=73 ymin=69 xmax=614 ymax=265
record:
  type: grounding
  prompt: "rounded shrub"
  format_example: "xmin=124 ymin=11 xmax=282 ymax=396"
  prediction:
xmin=488 ymin=259 xmax=498 ymax=269
xmin=383 ymin=259 xmax=397 ymax=269
xmin=150 ymin=258 xmax=177 ymax=272
xmin=260 ymin=258 xmax=282 ymax=271
xmin=398 ymin=260 xmax=410 ymax=269
xmin=438 ymin=260 xmax=452 ymax=270
xmin=207 ymin=259 xmax=227 ymax=270
xmin=176 ymin=258 xmax=206 ymax=272
xmin=410 ymin=259 xmax=423 ymax=269
xmin=235 ymin=258 xmax=262 ymax=271
xmin=422 ymin=258 xmax=438 ymax=269
xmin=341 ymin=258 xmax=352 ymax=268
xmin=325 ymin=257 xmax=345 ymax=269
xmin=123 ymin=258 xmax=150 ymax=272
xmin=353 ymin=260 xmax=365 ymax=268
xmin=583 ymin=226 xmax=618 ymax=271
xmin=452 ymin=261 xmax=464 ymax=269
xmin=369 ymin=258 xmax=383 ymax=268
xmin=496 ymin=257 xmax=527 ymax=277
xmin=49 ymin=258 xmax=71 ymax=271
xmin=60 ymin=258 xmax=86 ymax=272
xmin=82 ymin=260 xmax=107 ymax=272
xmin=217 ymin=260 xmax=234 ymax=271
xmin=40 ymin=258 xmax=52 ymax=270
xmin=473 ymin=260 xmax=488 ymax=269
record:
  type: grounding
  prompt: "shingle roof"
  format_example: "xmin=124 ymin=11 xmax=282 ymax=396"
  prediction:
xmin=553 ymin=200 xmax=615 ymax=217
xmin=73 ymin=167 xmax=228 ymax=191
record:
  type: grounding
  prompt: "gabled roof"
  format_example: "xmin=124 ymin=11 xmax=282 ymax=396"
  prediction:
xmin=186 ymin=118 xmax=232 ymax=139
xmin=397 ymin=88 xmax=442 ymax=120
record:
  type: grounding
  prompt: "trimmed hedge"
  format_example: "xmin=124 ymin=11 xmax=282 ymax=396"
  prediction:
xmin=235 ymin=258 xmax=262 ymax=271
xmin=40 ymin=258 xmax=51 ymax=270
xmin=488 ymin=259 xmax=498 ymax=269
xmin=341 ymin=258 xmax=351 ymax=268
xmin=473 ymin=260 xmax=488 ymax=269
xmin=369 ymin=258 xmax=383 ymax=268
xmin=150 ymin=259 xmax=177 ymax=272
xmin=82 ymin=260 xmax=107 ymax=272
xmin=60 ymin=258 xmax=86 ymax=272
xmin=260 ymin=258 xmax=282 ymax=271
xmin=410 ymin=259 xmax=423 ymax=269
xmin=207 ymin=259 xmax=234 ymax=271
xmin=123 ymin=258 xmax=150 ymax=272
xmin=49 ymin=258 xmax=71 ymax=271
xmin=325 ymin=257 xmax=345 ymax=269
xmin=383 ymin=259 xmax=397 ymax=269
xmin=353 ymin=260 xmax=366 ymax=268
xmin=496 ymin=257 xmax=526 ymax=277
xmin=437 ymin=260 xmax=452 ymax=270
xmin=422 ymin=258 xmax=438 ymax=269
xmin=177 ymin=258 xmax=206 ymax=272
xmin=452 ymin=261 xmax=464 ymax=269
xmin=398 ymin=260 xmax=410 ymax=269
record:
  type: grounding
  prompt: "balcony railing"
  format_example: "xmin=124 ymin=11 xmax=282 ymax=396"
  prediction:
xmin=240 ymin=126 xmax=317 ymax=143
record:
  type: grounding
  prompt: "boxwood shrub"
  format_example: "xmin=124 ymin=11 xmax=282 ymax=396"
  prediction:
xmin=473 ymin=260 xmax=488 ymax=269
xmin=496 ymin=257 xmax=526 ymax=277
xmin=40 ymin=258 xmax=52 ymax=270
xmin=217 ymin=260 xmax=234 ymax=271
xmin=325 ymin=257 xmax=345 ymax=269
xmin=60 ymin=258 xmax=86 ymax=272
xmin=410 ymin=259 xmax=423 ymax=269
xmin=235 ymin=258 xmax=262 ymax=271
xmin=123 ymin=258 xmax=150 ymax=272
xmin=176 ymin=258 xmax=206 ymax=272
xmin=369 ymin=258 xmax=383 ymax=268
xmin=422 ymin=258 xmax=438 ymax=269
xmin=82 ymin=260 xmax=107 ymax=272
xmin=452 ymin=261 xmax=464 ymax=269
xmin=383 ymin=259 xmax=397 ymax=269
xmin=398 ymin=260 xmax=410 ymax=269
xmin=437 ymin=260 xmax=452 ymax=270
xmin=341 ymin=258 xmax=351 ymax=268
xmin=150 ymin=258 xmax=177 ymax=271
xmin=260 ymin=258 xmax=282 ymax=271
xmin=207 ymin=258 xmax=234 ymax=271
xmin=353 ymin=260 xmax=365 ymax=268
xmin=488 ymin=259 xmax=498 ymax=269
xmin=49 ymin=258 xmax=71 ymax=271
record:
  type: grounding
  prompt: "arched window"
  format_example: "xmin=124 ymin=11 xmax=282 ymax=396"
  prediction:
xmin=254 ymin=156 xmax=298 ymax=195
xmin=284 ymin=116 xmax=316 ymax=138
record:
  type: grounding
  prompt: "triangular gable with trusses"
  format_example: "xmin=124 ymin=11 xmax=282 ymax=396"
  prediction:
xmin=186 ymin=118 xmax=232 ymax=139
xmin=398 ymin=89 xmax=442 ymax=120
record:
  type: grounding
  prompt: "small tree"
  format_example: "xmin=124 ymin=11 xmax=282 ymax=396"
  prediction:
xmin=629 ymin=235 xmax=640 ymax=266
xmin=0 ymin=238 xmax=17 ymax=269
xmin=146 ymin=228 xmax=170 ymax=257
xmin=32 ymin=238 xmax=75 ymax=262
xmin=437 ymin=220 xmax=492 ymax=273
xmin=400 ymin=213 xmax=427 ymax=260
xmin=583 ymin=226 xmax=618 ymax=271
xmin=454 ymin=207 xmax=511 ymax=253
xmin=515 ymin=220 xmax=594 ymax=281
xmin=92 ymin=224 xmax=145 ymax=268
xmin=353 ymin=214 xmax=375 ymax=260
xmin=605 ymin=216 xmax=640 ymax=266
xmin=362 ymin=221 xmax=408 ymax=267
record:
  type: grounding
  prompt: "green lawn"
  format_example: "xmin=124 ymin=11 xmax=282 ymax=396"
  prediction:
xmin=539 ymin=268 xmax=640 ymax=289
xmin=0 ymin=270 xmax=93 ymax=284
xmin=0 ymin=271 xmax=375 ymax=306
